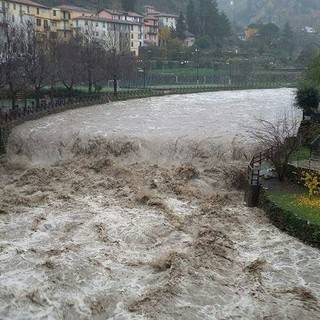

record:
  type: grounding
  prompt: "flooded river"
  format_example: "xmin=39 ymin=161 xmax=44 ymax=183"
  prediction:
xmin=1 ymin=88 xmax=320 ymax=319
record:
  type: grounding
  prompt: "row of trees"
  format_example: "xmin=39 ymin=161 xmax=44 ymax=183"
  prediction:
xmin=0 ymin=22 xmax=136 ymax=108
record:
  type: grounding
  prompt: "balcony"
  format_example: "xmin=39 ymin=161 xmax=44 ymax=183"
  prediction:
xmin=147 ymin=29 xmax=158 ymax=35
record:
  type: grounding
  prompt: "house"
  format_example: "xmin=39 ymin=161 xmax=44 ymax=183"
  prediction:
xmin=244 ymin=26 xmax=259 ymax=40
xmin=142 ymin=5 xmax=159 ymax=15
xmin=143 ymin=15 xmax=158 ymax=46
xmin=302 ymin=26 xmax=316 ymax=34
xmin=184 ymin=31 xmax=195 ymax=47
xmin=153 ymin=12 xmax=177 ymax=30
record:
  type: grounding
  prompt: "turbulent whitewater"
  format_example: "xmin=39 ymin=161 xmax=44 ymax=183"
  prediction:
xmin=1 ymin=89 xmax=320 ymax=319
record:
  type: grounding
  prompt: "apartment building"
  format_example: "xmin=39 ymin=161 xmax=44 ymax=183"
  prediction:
xmin=0 ymin=0 xmax=59 ymax=37
xmin=54 ymin=5 xmax=95 ymax=40
xmin=143 ymin=15 xmax=158 ymax=46
xmin=98 ymin=9 xmax=143 ymax=56
xmin=0 ymin=1 xmax=180 ymax=53
xmin=73 ymin=16 xmax=135 ymax=53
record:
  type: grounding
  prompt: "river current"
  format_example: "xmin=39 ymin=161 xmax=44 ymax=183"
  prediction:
xmin=1 ymin=88 xmax=320 ymax=319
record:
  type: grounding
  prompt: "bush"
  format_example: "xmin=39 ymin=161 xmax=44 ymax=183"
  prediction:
xmin=295 ymin=81 xmax=320 ymax=115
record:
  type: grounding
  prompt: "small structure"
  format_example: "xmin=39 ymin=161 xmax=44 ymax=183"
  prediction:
xmin=184 ymin=31 xmax=195 ymax=47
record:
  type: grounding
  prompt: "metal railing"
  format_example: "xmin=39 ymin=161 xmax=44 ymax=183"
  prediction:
xmin=247 ymin=147 xmax=274 ymax=186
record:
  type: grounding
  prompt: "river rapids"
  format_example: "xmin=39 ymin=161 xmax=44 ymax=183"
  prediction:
xmin=1 ymin=89 xmax=320 ymax=319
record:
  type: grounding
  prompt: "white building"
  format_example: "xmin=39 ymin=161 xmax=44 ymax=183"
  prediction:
xmin=73 ymin=16 xmax=138 ymax=53
xmin=98 ymin=9 xmax=144 ymax=56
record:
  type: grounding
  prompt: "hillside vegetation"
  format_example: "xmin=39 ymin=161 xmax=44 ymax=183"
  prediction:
xmin=217 ymin=0 xmax=320 ymax=28
xmin=37 ymin=0 xmax=320 ymax=29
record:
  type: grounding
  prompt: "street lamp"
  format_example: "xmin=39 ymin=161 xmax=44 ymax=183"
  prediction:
xmin=195 ymin=48 xmax=200 ymax=86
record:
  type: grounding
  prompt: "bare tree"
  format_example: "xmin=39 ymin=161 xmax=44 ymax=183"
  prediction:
xmin=0 ymin=21 xmax=27 ymax=108
xmin=102 ymin=30 xmax=136 ymax=95
xmin=22 ymin=26 xmax=53 ymax=106
xmin=74 ymin=29 xmax=106 ymax=94
xmin=247 ymin=114 xmax=303 ymax=181
xmin=55 ymin=40 xmax=83 ymax=98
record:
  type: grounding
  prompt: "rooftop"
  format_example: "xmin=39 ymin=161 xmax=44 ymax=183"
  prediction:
xmin=10 ymin=0 xmax=49 ymax=8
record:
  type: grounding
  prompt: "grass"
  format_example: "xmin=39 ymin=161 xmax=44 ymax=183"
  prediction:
xmin=289 ymin=147 xmax=311 ymax=162
xmin=269 ymin=188 xmax=320 ymax=225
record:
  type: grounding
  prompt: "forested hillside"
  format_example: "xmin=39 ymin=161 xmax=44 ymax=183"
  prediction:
xmin=37 ymin=0 xmax=320 ymax=29
xmin=37 ymin=0 xmax=186 ymax=14
xmin=217 ymin=0 xmax=320 ymax=28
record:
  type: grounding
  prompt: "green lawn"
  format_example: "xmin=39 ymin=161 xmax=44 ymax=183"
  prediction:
xmin=269 ymin=188 xmax=320 ymax=225
xmin=289 ymin=147 xmax=311 ymax=162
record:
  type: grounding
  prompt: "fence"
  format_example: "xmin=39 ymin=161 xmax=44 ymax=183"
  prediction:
xmin=245 ymin=147 xmax=274 ymax=207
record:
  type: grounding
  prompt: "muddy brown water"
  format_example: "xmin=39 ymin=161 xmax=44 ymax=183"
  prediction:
xmin=1 ymin=89 xmax=320 ymax=319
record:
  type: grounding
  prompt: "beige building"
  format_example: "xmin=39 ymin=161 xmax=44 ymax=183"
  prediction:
xmin=54 ymin=5 xmax=95 ymax=40
xmin=0 ymin=0 xmax=52 ymax=35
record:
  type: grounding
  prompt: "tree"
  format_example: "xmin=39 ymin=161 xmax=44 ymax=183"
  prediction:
xmin=198 ymin=0 xmax=230 ymax=42
xmin=175 ymin=12 xmax=187 ymax=41
xmin=198 ymin=0 xmax=219 ymax=39
xmin=305 ymin=53 xmax=320 ymax=86
xmin=55 ymin=40 xmax=83 ymax=98
xmin=74 ymin=30 xmax=106 ymax=93
xmin=0 ymin=21 xmax=27 ymax=108
xmin=295 ymin=81 xmax=320 ymax=116
xmin=247 ymin=115 xmax=302 ymax=181
xmin=281 ymin=21 xmax=295 ymax=52
xmin=259 ymin=23 xmax=279 ymax=44
xmin=22 ymin=26 xmax=53 ymax=106
xmin=186 ymin=0 xmax=198 ymax=36
xmin=121 ymin=0 xmax=136 ymax=11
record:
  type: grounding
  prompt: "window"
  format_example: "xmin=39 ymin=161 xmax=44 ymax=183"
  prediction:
xmin=53 ymin=10 xmax=56 ymax=16
xmin=96 ymin=22 xmax=98 ymax=27
xmin=12 ymin=15 xmax=14 ymax=22
xmin=27 ymin=6 xmax=30 ymax=13
xmin=131 ymin=41 xmax=133 ymax=47
xmin=131 ymin=34 xmax=133 ymax=39
xmin=103 ymin=22 xmax=105 ymax=28
xmin=13 ymin=3 xmax=16 ymax=10
xmin=85 ymin=20 xmax=88 ymax=26
xmin=131 ymin=25 xmax=133 ymax=31
xmin=44 ymin=20 xmax=48 ymax=28
xmin=37 ymin=8 xmax=39 ymax=15
xmin=36 ymin=19 xmax=41 ymax=26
